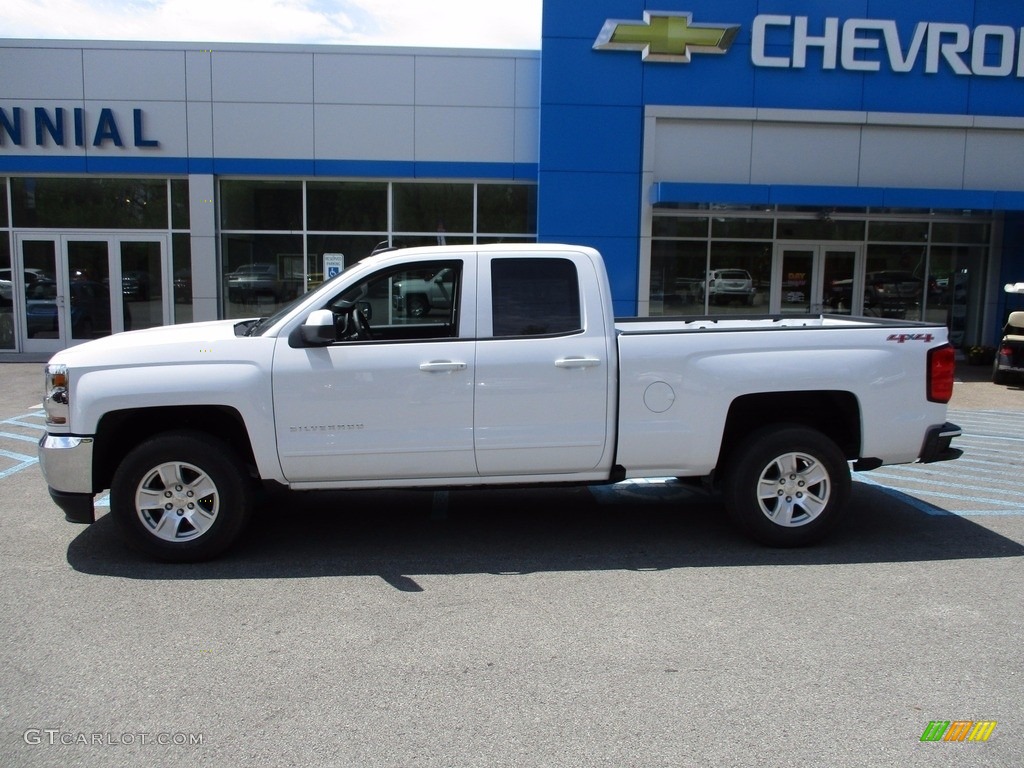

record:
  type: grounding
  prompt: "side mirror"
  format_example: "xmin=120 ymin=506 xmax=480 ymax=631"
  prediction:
xmin=300 ymin=309 xmax=337 ymax=345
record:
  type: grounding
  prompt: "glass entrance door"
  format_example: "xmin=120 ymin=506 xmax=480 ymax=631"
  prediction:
xmin=16 ymin=234 xmax=168 ymax=354
xmin=773 ymin=244 xmax=861 ymax=315
xmin=119 ymin=238 xmax=166 ymax=333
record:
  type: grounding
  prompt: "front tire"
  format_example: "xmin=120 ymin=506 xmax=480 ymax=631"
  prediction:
xmin=110 ymin=431 xmax=253 ymax=562
xmin=722 ymin=425 xmax=850 ymax=547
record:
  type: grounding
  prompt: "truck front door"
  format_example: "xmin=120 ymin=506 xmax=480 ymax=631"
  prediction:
xmin=272 ymin=258 xmax=477 ymax=483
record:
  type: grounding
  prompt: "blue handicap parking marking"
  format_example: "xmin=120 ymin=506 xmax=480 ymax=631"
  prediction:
xmin=0 ymin=448 xmax=39 ymax=480
xmin=854 ymin=408 xmax=1024 ymax=517
xmin=0 ymin=410 xmax=45 ymax=481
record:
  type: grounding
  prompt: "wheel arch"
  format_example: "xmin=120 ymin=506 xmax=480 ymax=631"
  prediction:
xmin=716 ymin=390 xmax=861 ymax=475
xmin=93 ymin=406 xmax=257 ymax=492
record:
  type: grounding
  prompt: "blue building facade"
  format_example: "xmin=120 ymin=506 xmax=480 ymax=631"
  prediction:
xmin=538 ymin=0 xmax=1024 ymax=335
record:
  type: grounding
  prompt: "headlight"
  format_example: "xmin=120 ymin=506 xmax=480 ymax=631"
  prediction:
xmin=44 ymin=363 xmax=70 ymax=426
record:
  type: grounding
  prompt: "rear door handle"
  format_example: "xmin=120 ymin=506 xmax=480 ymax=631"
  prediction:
xmin=419 ymin=360 xmax=467 ymax=372
xmin=554 ymin=357 xmax=601 ymax=369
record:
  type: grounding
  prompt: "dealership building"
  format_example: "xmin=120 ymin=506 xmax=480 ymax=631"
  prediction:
xmin=2 ymin=0 xmax=1024 ymax=357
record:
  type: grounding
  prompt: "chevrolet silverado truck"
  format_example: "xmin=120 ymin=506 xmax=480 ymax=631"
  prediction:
xmin=38 ymin=244 xmax=961 ymax=561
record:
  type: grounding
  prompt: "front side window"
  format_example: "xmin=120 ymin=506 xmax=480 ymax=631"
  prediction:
xmin=490 ymin=258 xmax=581 ymax=337
xmin=325 ymin=260 xmax=462 ymax=342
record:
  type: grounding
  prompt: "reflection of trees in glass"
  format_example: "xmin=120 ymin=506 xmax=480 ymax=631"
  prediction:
xmin=170 ymin=179 xmax=190 ymax=229
xmin=11 ymin=178 xmax=168 ymax=229
xmin=220 ymin=181 xmax=301 ymax=231
xmin=477 ymin=185 xmax=536 ymax=235
xmin=306 ymin=182 xmax=387 ymax=232
xmin=394 ymin=183 xmax=472 ymax=233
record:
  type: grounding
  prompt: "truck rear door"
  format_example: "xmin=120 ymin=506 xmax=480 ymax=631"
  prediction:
xmin=473 ymin=251 xmax=613 ymax=476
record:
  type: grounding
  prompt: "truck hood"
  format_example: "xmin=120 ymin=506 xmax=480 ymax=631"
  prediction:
xmin=49 ymin=319 xmax=253 ymax=367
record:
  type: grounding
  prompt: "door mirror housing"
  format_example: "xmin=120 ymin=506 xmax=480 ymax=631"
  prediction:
xmin=300 ymin=309 xmax=337 ymax=345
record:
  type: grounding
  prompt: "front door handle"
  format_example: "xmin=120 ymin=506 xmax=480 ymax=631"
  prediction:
xmin=554 ymin=357 xmax=601 ymax=369
xmin=419 ymin=360 xmax=467 ymax=372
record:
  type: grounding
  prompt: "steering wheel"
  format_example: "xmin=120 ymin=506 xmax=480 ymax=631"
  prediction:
xmin=352 ymin=306 xmax=373 ymax=340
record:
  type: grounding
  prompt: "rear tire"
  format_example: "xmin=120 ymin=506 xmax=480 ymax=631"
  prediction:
xmin=992 ymin=359 xmax=1009 ymax=385
xmin=722 ymin=425 xmax=850 ymax=547
xmin=110 ymin=431 xmax=253 ymax=562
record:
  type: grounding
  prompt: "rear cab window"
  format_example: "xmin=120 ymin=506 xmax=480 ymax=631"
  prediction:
xmin=490 ymin=258 xmax=581 ymax=337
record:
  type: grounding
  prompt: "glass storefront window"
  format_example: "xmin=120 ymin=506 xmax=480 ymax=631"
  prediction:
xmin=709 ymin=242 xmax=772 ymax=314
xmin=172 ymin=233 xmax=192 ymax=324
xmin=0 ymin=179 xmax=7 ymax=227
xmin=868 ymin=221 xmax=929 ymax=243
xmin=393 ymin=235 xmax=473 ymax=250
xmin=305 ymin=234 xmax=387 ymax=291
xmin=930 ymin=246 xmax=986 ymax=347
xmin=0 ymin=234 xmax=12 ymax=349
xmin=932 ymin=221 xmax=990 ymax=244
xmin=711 ymin=217 xmax=773 ymax=239
xmin=11 ymin=177 xmax=169 ymax=229
xmin=307 ymin=182 xmax=387 ymax=232
xmin=120 ymin=240 xmax=163 ymax=332
xmin=777 ymin=205 xmax=868 ymax=215
xmin=171 ymin=179 xmax=190 ymax=230
xmin=653 ymin=217 xmax=709 ymax=238
xmin=477 ymin=184 xmax=536 ymax=234
xmin=865 ymin=244 xmax=928 ymax=321
xmin=218 ymin=180 xmax=538 ymax=319
xmin=476 ymin=236 xmax=535 ymax=245
xmin=220 ymin=180 xmax=302 ymax=231
xmin=650 ymin=240 xmax=707 ymax=314
xmin=393 ymin=183 xmax=472 ymax=235
xmin=222 ymin=233 xmax=303 ymax=319
xmin=776 ymin=218 xmax=865 ymax=241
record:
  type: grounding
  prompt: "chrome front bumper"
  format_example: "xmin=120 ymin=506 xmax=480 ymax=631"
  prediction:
xmin=38 ymin=434 xmax=96 ymax=524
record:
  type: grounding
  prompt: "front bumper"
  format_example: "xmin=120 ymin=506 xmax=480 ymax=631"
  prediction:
xmin=38 ymin=434 xmax=96 ymax=524
xmin=919 ymin=422 xmax=963 ymax=464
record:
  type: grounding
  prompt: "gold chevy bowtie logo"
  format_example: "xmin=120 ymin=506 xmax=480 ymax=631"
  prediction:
xmin=594 ymin=11 xmax=740 ymax=62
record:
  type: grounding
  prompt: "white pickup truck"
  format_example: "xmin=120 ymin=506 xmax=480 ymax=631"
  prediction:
xmin=39 ymin=244 xmax=961 ymax=561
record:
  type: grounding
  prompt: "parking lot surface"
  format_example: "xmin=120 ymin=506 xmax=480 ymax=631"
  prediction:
xmin=0 ymin=361 xmax=1021 ymax=767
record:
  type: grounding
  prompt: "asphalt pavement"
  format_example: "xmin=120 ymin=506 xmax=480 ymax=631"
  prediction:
xmin=0 ymin=360 xmax=1021 ymax=768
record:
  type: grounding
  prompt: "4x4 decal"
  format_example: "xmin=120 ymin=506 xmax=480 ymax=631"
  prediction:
xmin=887 ymin=333 xmax=936 ymax=343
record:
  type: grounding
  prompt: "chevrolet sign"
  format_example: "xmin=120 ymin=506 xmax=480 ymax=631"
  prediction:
xmin=597 ymin=11 xmax=1024 ymax=77
xmin=594 ymin=12 xmax=739 ymax=62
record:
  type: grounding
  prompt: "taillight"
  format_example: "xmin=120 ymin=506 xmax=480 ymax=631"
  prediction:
xmin=927 ymin=344 xmax=955 ymax=403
